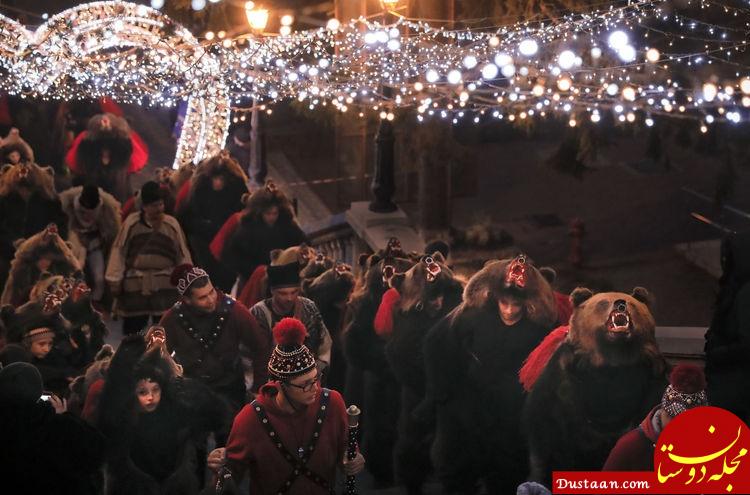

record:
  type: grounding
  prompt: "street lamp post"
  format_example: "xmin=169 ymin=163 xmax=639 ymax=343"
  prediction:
xmin=369 ymin=0 xmax=400 ymax=213
xmin=244 ymin=1 xmax=268 ymax=188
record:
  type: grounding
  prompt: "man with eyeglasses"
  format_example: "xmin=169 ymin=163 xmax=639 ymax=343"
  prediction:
xmin=208 ymin=317 xmax=365 ymax=494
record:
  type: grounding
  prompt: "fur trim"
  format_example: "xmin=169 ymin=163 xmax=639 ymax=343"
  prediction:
xmin=519 ymin=325 xmax=570 ymax=392
xmin=59 ymin=185 xmax=122 ymax=245
xmin=374 ymin=288 xmax=401 ymax=339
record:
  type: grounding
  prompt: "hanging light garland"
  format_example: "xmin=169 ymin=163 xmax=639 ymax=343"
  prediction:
xmin=0 ymin=0 xmax=748 ymax=163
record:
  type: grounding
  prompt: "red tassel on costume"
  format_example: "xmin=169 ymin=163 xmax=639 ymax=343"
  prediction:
xmin=273 ymin=317 xmax=308 ymax=346
xmin=238 ymin=265 xmax=268 ymax=309
xmin=127 ymin=131 xmax=149 ymax=173
xmin=121 ymin=196 xmax=136 ymax=221
xmin=65 ymin=131 xmax=88 ymax=173
xmin=209 ymin=211 xmax=242 ymax=261
xmin=174 ymin=179 xmax=192 ymax=214
xmin=374 ymin=288 xmax=401 ymax=339
xmin=519 ymin=325 xmax=569 ymax=392
xmin=554 ymin=291 xmax=574 ymax=326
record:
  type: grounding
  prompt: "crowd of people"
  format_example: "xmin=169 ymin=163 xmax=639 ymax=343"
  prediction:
xmin=0 ymin=112 xmax=748 ymax=495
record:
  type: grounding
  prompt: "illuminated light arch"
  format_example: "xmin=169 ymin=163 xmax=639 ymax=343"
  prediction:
xmin=0 ymin=2 xmax=229 ymax=169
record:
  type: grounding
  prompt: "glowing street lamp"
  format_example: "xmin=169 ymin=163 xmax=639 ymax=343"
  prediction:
xmin=245 ymin=1 xmax=269 ymax=32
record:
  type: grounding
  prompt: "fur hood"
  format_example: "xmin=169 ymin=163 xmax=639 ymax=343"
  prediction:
xmin=59 ymin=186 xmax=122 ymax=243
xmin=0 ymin=162 xmax=57 ymax=201
xmin=0 ymin=128 xmax=34 ymax=163
xmin=1 ymin=225 xmax=81 ymax=306
xmin=460 ymin=254 xmax=558 ymax=328
xmin=190 ymin=151 xmax=247 ymax=195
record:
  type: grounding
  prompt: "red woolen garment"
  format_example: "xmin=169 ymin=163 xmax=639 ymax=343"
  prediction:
xmin=209 ymin=211 xmax=242 ymax=261
xmin=518 ymin=325 xmax=570 ymax=392
xmin=65 ymin=129 xmax=149 ymax=174
xmin=225 ymin=383 xmax=349 ymax=495
xmin=602 ymin=406 xmax=659 ymax=471
xmin=373 ymin=287 xmax=401 ymax=339
xmin=554 ymin=290 xmax=574 ymax=326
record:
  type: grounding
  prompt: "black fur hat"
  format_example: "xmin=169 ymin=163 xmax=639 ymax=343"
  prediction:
xmin=267 ymin=262 xmax=301 ymax=289
xmin=79 ymin=184 xmax=101 ymax=209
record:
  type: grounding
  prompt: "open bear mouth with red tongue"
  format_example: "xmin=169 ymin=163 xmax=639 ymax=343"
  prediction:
xmin=606 ymin=309 xmax=631 ymax=335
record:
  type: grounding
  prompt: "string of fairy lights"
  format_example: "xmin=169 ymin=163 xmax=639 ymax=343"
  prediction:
xmin=0 ymin=0 xmax=748 ymax=166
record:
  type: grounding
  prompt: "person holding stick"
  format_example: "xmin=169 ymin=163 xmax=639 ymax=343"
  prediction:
xmin=207 ymin=317 xmax=364 ymax=495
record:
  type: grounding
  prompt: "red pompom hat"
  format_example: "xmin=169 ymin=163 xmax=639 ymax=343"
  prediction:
xmin=661 ymin=364 xmax=709 ymax=418
xmin=268 ymin=318 xmax=316 ymax=380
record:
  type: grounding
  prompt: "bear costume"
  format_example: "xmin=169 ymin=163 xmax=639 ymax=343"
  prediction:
xmin=0 ymin=127 xmax=34 ymax=166
xmin=96 ymin=340 xmax=230 ymax=495
xmin=211 ymin=181 xmax=307 ymax=290
xmin=423 ymin=254 xmax=558 ymax=494
xmin=1 ymin=224 xmax=80 ymax=307
xmin=175 ymin=152 xmax=248 ymax=292
xmin=30 ymin=274 xmax=109 ymax=370
xmin=65 ymin=113 xmax=148 ymax=203
xmin=302 ymin=261 xmax=355 ymax=391
xmin=342 ymin=238 xmax=417 ymax=486
xmin=376 ymin=252 xmax=464 ymax=495
xmin=0 ymin=162 xmax=67 ymax=294
xmin=523 ymin=287 xmax=667 ymax=486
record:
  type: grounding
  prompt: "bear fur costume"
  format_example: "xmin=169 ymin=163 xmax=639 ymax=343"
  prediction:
xmin=96 ymin=341 xmax=230 ymax=495
xmin=423 ymin=254 xmax=558 ymax=494
xmin=342 ymin=239 xmax=417 ymax=486
xmin=523 ymin=287 xmax=668 ymax=486
xmin=1 ymin=224 xmax=80 ymax=307
xmin=30 ymin=274 xmax=108 ymax=370
xmin=378 ymin=252 xmax=464 ymax=495
xmin=65 ymin=113 xmax=149 ymax=203
xmin=176 ymin=152 xmax=248 ymax=292
xmin=0 ymin=127 xmax=35 ymax=165
xmin=211 ymin=181 xmax=307 ymax=285
xmin=0 ymin=162 xmax=67 ymax=292
xmin=302 ymin=262 xmax=355 ymax=391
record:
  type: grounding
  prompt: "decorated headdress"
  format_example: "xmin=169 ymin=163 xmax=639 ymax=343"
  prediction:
xmin=170 ymin=264 xmax=210 ymax=296
xmin=661 ymin=364 xmax=709 ymax=418
xmin=268 ymin=318 xmax=316 ymax=380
